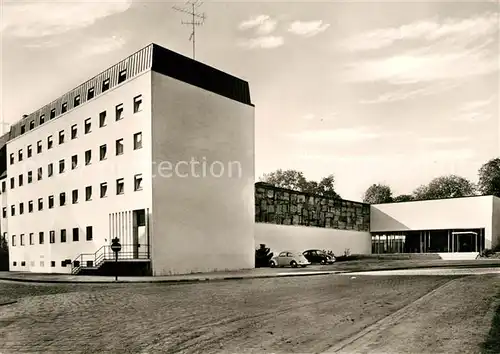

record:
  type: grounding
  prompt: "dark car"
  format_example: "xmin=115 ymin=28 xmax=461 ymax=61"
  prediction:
xmin=302 ymin=249 xmax=335 ymax=264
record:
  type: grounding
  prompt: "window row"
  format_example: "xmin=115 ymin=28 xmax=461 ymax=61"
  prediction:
xmin=13 ymin=260 xmax=74 ymax=268
xmin=11 ymin=227 xmax=93 ymax=247
xmin=11 ymin=95 xmax=143 ymax=165
xmin=5 ymin=132 xmax=143 ymax=192
xmin=3 ymin=175 xmax=143 ymax=218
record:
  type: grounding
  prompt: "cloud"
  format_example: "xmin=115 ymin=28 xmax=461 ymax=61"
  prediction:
xmin=238 ymin=15 xmax=278 ymax=35
xmin=419 ymin=136 xmax=470 ymax=143
xmin=303 ymin=113 xmax=316 ymax=120
xmin=79 ymin=36 xmax=127 ymax=56
xmin=288 ymin=20 xmax=330 ymax=37
xmin=238 ymin=36 xmax=284 ymax=49
xmin=1 ymin=1 xmax=132 ymax=38
xmin=451 ymin=95 xmax=497 ymax=122
xmin=287 ymin=127 xmax=381 ymax=142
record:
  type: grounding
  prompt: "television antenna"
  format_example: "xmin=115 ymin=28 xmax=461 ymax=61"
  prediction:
xmin=173 ymin=0 xmax=206 ymax=60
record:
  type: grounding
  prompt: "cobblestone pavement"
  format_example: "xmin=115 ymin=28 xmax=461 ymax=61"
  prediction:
xmin=0 ymin=274 xmax=487 ymax=353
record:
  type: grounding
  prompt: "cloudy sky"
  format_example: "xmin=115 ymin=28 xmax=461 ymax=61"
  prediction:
xmin=1 ymin=0 xmax=499 ymax=200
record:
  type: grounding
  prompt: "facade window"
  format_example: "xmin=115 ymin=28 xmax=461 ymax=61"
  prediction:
xmin=115 ymin=104 xmax=124 ymax=121
xmin=13 ymin=261 xmax=17 ymax=266
xmin=87 ymin=87 xmax=95 ymax=100
xmin=74 ymin=95 xmax=80 ymax=107
xmin=133 ymin=132 xmax=143 ymax=150
xmin=86 ymin=226 xmax=93 ymax=241
xmin=21 ymin=125 xmax=26 ymax=134
xmin=50 ymin=109 xmax=56 ymax=119
xmin=1 ymin=181 xmax=5 ymax=193
xmin=28 ymin=171 xmax=33 ymax=183
xmin=38 ymin=198 xmax=43 ymax=211
xmin=2 ymin=207 xmax=6 ymax=218
xmin=73 ymin=228 xmax=79 ymax=242
xmin=133 ymin=95 xmax=143 ymax=113
xmin=9 ymin=153 xmax=14 ymax=165
xmin=28 ymin=201 xmax=33 ymax=213
xmin=10 ymin=205 xmax=15 ymax=216
xmin=21 ymin=261 xmax=26 ymax=267
xmin=72 ymin=189 xmax=78 ymax=204
xmin=48 ymin=163 xmax=53 ymax=177
xmin=12 ymin=235 xmax=15 ymax=247
xmin=85 ymin=118 xmax=91 ymax=134
xmin=118 ymin=69 xmax=127 ymax=83
xmin=27 ymin=145 xmax=32 ymax=157
xmin=85 ymin=186 xmax=92 ymax=201
xmin=71 ymin=124 xmax=77 ymax=139
xmin=102 ymin=78 xmax=110 ymax=92
xmin=29 ymin=120 xmax=35 ymax=130
xmin=10 ymin=177 xmax=14 ymax=189
xmin=18 ymin=174 xmax=23 ymax=187
xmin=100 ymin=182 xmax=108 ymax=198
xmin=39 ymin=232 xmax=44 ymax=244
xmin=60 ymin=192 xmax=66 ymax=206
xmin=50 ymin=231 xmax=55 ymax=244
xmin=85 ymin=150 xmax=92 ymax=165
xmin=37 ymin=167 xmax=43 ymax=181
xmin=20 ymin=234 xmax=24 ymax=246
xmin=37 ymin=140 xmax=42 ymax=153
xmin=59 ymin=130 xmax=65 ymax=144
xmin=116 ymin=139 xmax=124 ymax=155
xmin=40 ymin=261 xmax=44 ymax=267
xmin=100 ymin=144 xmax=107 ymax=160
xmin=19 ymin=202 xmax=24 ymax=215
xmin=29 ymin=233 xmax=34 ymax=245
xmin=61 ymin=229 xmax=67 ymax=243
xmin=18 ymin=149 xmax=23 ymax=161
xmin=72 ymin=155 xmax=78 ymax=169
xmin=51 ymin=261 xmax=55 ymax=267
xmin=40 ymin=114 xmax=45 ymax=124
xmin=47 ymin=135 xmax=53 ymax=149
xmin=116 ymin=178 xmax=124 ymax=195
xmin=48 ymin=195 xmax=54 ymax=209
xmin=61 ymin=102 xmax=68 ymax=113
xmin=99 ymin=111 xmax=107 ymax=127
xmin=134 ymin=174 xmax=143 ymax=191
xmin=59 ymin=159 xmax=65 ymax=173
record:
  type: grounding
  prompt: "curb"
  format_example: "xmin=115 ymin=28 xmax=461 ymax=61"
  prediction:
xmin=339 ymin=263 xmax=500 ymax=273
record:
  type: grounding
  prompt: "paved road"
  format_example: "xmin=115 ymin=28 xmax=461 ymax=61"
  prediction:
xmin=347 ymin=267 xmax=500 ymax=276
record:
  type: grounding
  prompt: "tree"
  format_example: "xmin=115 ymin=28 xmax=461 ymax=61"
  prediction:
xmin=362 ymin=183 xmax=393 ymax=204
xmin=393 ymin=194 xmax=413 ymax=202
xmin=255 ymin=244 xmax=273 ymax=268
xmin=260 ymin=170 xmax=341 ymax=198
xmin=478 ymin=158 xmax=500 ymax=197
xmin=412 ymin=174 xmax=476 ymax=200
xmin=317 ymin=174 xmax=341 ymax=199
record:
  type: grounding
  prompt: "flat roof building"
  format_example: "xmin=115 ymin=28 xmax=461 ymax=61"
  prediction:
xmin=2 ymin=43 xmax=255 ymax=276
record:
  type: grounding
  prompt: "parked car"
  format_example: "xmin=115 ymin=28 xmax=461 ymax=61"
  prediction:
xmin=270 ymin=251 xmax=311 ymax=268
xmin=303 ymin=249 xmax=336 ymax=264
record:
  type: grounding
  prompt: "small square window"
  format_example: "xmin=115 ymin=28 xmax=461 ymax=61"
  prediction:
xmin=9 ymin=153 xmax=14 ymax=165
xmin=28 ymin=201 xmax=33 ymax=213
xmin=85 ymin=118 xmax=91 ymax=134
xmin=134 ymin=174 xmax=143 ymax=191
xmin=50 ymin=231 xmax=55 ymax=244
xmin=71 ymin=124 xmax=77 ymax=139
xmin=10 ymin=205 xmax=15 ymax=216
xmin=29 ymin=120 xmax=35 ymax=130
xmin=18 ymin=174 xmax=23 ymax=186
xmin=2 ymin=207 xmax=6 ymax=218
xmin=47 ymin=135 xmax=53 ymax=149
xmin=102 ymin=78 xmax=110 ymax=92
xmin=10 ymin=177 xmax=14 ymax=189
xmin=118 ymin=69 xmax=127 ymax=83
xmin=72 ymin=155 xmax=78 ymax=169
xmin=85 ymin=150 xmax=92 ymax=165
xmin=72 ymin=189 xmax=78 ymax=204
xmin=73 ymin=228 xmax=79 ymax=242
xmin=40 ymin=261 xmax=44 ymax=267
xmin=61 ymin=229 xmax=67 ymax=243
xmin=116 ymin=139 xmax=124 ymax=155
xmin=59 ymin=159 xmax=65 ymax=173
xmin=39 ymin=232 xmax=44 ymax=244
xmin=116 ymin=178 xmax=124 ymax=195
xmin=61 ymin=102 xmax=68 ymax=113
xmin=133 ymin=132 xmax=143 ymax=150
xmin=28 ymin=171 xmax=33 ymax=183
xmin=85 ymin=186 xmax=92 ymax=201
xmin=86 ymin=226 xmax=93 ymax=241
xmin=133 ymin=95 xmax=143 ymax=113
xmin=20 ymin=234 xmax=24 ymax=246
xmin=20 ymin=125 xmax=25 ymax=134
xmin=21 ymin=261 xmax=26 ymax=267
xmin=37 ymin=140 xmax=42 ymax=153
xmin=50 ymin=109 xmax=56 ymax=119
xmin=100 ymin=144 xmax=107 ymax=160
xmin=19 ymin=203 xmax=24 ymax=215
xmin=18 ymin=149 xmax=23 ymax=161
xmin=12 ymin=235 xmax=16 ymax=247
xmin=48 ymin=163 xmax=53 ymax=177
xmin=1 ymin=181 xmax=5 ymax=193
xmin=38 ymin=198 xmax=43 ymax=211
xmin=29 ymin=233 xmax=34 ymax=245
xmin=51 ymin=261 xmax=56 ymax=267
xmin=59 ymin=130 xmax=65 ymax=144
xmin=87 ymin=87 xmax=95 ymax=100
xmin=13 ymin=261 xmax=17 ymax=266
xmin=48 ymin=195 xmax=54 ymax=209
xmin=27 ymin=145 xmax=32 ymax=157
xmin=99 ymin=111 xmax=107 ymax=127
xmin=40 ymin=114 xmax=45 ymax=124
xmin=100 ymin=182 xmax=108 ymax=198
xmin=60 ymin=192 xmax=66 ymax=206
xmin=115 ymin=104 xmax=124 ymax=121
xmin=74 ymin=95 xmax=80 ymax=107
xmin=38 ymin=167 xmax=43 ymax=181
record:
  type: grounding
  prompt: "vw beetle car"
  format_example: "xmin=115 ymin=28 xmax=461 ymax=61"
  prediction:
xmin=269 ymin=251 xmax=311 ymax=268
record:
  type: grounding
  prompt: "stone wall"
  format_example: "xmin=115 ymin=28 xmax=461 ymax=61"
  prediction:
xmin=255 ymin=182 xmax=370 ymax=232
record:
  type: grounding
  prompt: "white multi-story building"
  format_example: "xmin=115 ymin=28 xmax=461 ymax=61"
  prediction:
xmin=2 ymin=43 xmax=255 ymax=276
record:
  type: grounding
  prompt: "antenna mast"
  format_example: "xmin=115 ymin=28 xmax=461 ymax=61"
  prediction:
xmin=173 ymin=0 xmax=206 ymax=60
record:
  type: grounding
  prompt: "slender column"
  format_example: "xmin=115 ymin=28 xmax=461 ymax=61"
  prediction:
xmin=447 ymin=230 xmax=450 ymax=252
xmin=419 ymin=232 xmax=422 ymax=253
xmin=146 ymin=208 xmax=150 ymax=258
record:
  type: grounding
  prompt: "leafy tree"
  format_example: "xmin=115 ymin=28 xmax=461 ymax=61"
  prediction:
xmin=393 ymin=194 xmax=414 ymax=202
xmin=255 ymin=244 xmax=273 ymax=268
xmin=412 ymin=174 xmax=476 ymax=200
xmin=0 ymin=233 xmax=7 ymax=252
xmin=478 ymin=158 xmax=500 ymax=197
xmin=260 ymin=170 xmax=341 ymax=198
xmin=362 ymin=183 xmax=393 ymax=204
xmin=317 ymin=174 xmax=341 ymax=199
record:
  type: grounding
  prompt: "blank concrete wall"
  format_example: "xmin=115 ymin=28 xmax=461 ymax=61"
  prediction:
xmin=491 ymin=196 xmax=500 ymax=249
xmin=255 ymin=223 xmax=371 ymax=256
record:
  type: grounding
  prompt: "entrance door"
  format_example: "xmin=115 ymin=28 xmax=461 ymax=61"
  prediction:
xmin=132 ymin=209 xmax=146 ymax=259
